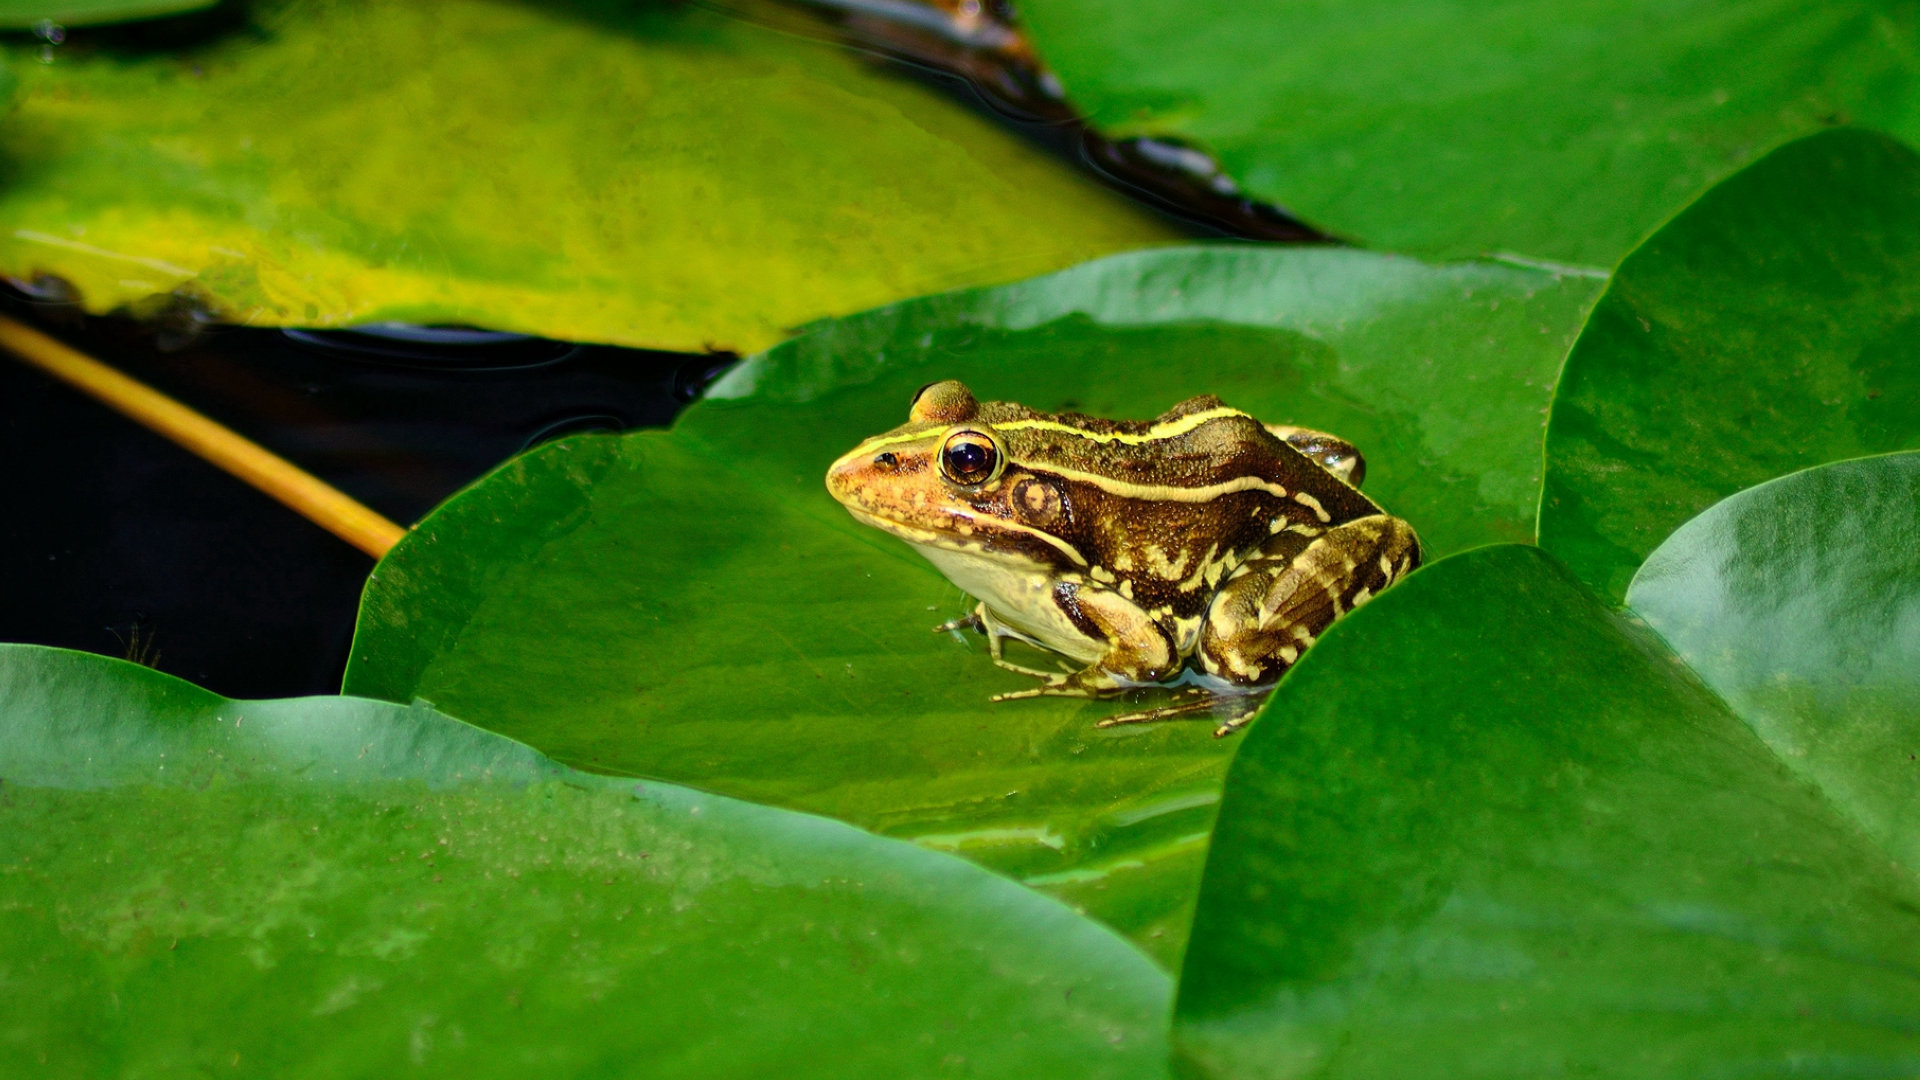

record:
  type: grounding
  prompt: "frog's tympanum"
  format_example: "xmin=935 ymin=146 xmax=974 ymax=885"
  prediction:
xmin=825 ymin=381 xmax=1420 ymax=734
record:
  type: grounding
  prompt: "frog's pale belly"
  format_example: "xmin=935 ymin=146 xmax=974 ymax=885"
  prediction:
xmin=910 ymin=542 xmax=1108 ymax=666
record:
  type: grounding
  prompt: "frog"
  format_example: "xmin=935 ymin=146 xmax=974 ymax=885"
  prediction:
xmin=824 ymin=380 xmax=1421 ymax=735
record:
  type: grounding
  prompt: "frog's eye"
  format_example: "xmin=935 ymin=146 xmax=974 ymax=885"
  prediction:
xmin=939 ymin=430 xmax=1002 ymax=486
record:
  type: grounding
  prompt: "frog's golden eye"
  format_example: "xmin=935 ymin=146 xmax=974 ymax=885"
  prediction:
xmin=939 ymin=429 xmax=1002 ymax=486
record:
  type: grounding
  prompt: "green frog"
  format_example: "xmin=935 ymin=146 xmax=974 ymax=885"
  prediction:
xmin=825 ymin=381 xmax=1420 ymax=734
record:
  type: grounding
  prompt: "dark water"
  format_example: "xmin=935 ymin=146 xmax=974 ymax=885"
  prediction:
xmin=0 ymin=290 xmax=731 ymax=699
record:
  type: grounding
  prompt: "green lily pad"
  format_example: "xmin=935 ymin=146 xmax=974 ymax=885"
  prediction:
xmin=343 ymin=245 xmax=1601 ymax=965
xmin=0 ymin=0 xmax=213 ymax=27
xmin=1540 ymin=128 xmax=1920 ymax=601
xmin=0 ymin=644 xmax=1170 ymax=1078
xmin=1629 ymin=451 xmax=1920 ymax=877
xmin=1177 ymin=543 xmax=1920 ymax=1079
xmin=1015 ymin=0 xmax=1920 ymax=267
xmin=0 ymin=0 xmax=1175 ymax=353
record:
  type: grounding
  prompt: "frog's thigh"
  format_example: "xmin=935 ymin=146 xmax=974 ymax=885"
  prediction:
xmin=1264 ymin=424 xmax=1365 ymax=486
xmin=1197 ymin=514 xmax=1420 ymax=685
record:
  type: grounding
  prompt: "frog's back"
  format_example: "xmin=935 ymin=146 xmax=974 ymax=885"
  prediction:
xmin=980 ymin=397 xmax=1377 ymax=622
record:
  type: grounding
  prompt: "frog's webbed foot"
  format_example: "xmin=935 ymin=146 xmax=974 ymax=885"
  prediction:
xmin=989 ymin=664 xmax=1127 ymax=702
xmin=1094 ymin=690 xmax=1265 ymax=737
xmin=1091 ymin=688 xmax=1213 ymax=727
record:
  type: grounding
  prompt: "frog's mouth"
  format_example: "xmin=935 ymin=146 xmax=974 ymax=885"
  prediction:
xmin=840 ymin=505 xmax=981 ymax=551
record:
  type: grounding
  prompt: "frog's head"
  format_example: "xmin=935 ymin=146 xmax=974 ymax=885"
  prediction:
xmin=826 ymin=381 xmax=1077 ymax=567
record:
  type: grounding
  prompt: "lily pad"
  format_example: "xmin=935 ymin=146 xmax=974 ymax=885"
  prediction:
xmin=1015 ymin=0 xmax=1920 ymax=267
xmin=0 ymin=0 xmax=213 ymax=27
xmin=0 ymin=644 xmax=1170 ymax=1078
xmin=1629 ymin=451 xmax=1920 ymax=877
xmin=1177 ymin=543 xmax=1920 ymax=1079
xmin=1539 ymin=129 xmax=1920 ymax=600
xmin=0 ymin=0 xmax=1175 ymax=353
xmin=343 ymin=244 xmax=1601 ymax=964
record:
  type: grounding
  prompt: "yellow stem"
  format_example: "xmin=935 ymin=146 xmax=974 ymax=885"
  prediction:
xmin=0 ymin=314 xmax=406 ymax=559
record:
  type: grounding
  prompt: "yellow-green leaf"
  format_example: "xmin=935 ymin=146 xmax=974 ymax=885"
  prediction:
xmin=0 ymin=0 xmax=1177 ymax=352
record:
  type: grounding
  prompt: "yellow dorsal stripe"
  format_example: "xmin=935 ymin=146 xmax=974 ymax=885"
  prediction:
xmin=848 ymin=405 xmax=1255 ymax=456
xmin=1037 ymin=465 xmax=1289 ymax=503
xmin=995 ymin=406 xmax=1251 ymax=444
xmin=852 ymin=429 xmax=942 ymax=454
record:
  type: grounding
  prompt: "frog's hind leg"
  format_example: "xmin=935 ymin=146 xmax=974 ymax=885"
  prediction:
xmin=1094 ymin=688 xmax=1267 ymax=737
xmin=1196 ymin=514 xmax=1421 ymax=690
xmin=1264 ymin=424 xmax=1366 ymax=486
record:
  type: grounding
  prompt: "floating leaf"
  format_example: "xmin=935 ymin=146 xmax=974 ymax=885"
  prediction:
xmin=0 ymin=0 xmax=1175 ymax=353
xmin=343 ymin=245 xmax=1600 ymax=964
xmin=1539 ymin=129 xmax=1920 ymax=600
xmin=1629 ymin=451 xmax=1920 ymax=876
xmin=0 ymin=644 xmax=1170 ymax=1078
xmin=1177 ymin=544 xmax=1920 ymax=1079
xmin=1015 ymin=0 xmax=1920 ymax=266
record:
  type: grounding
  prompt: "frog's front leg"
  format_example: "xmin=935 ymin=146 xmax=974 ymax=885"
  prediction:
xmin=937 ymin=602 xmax=1072 ymax=678
xmin=1196 ymin=514 xmax=1421 ymax=689
xmin=990 ymin=581 xmax=1178 ymax=701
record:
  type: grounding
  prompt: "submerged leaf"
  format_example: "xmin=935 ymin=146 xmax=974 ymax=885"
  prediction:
xmin=0 ymin=644 xmax=1170 ymax=1078
xmin=1016 ymin=0 xmax=1920 ymax=267
xmin=0 ymin=0 xmax=1175 ymax=352
xmin=344 ymin=245 xmax=1599 ymax=964
xmin=1540 ymin=129 xmax=1920 ymax=600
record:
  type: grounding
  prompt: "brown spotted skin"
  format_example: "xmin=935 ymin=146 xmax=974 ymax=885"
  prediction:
xmin=1197 ymin=515 xmax=1420 ymax=686
xmin=825 ymin=381 xmax=1421 ymax=725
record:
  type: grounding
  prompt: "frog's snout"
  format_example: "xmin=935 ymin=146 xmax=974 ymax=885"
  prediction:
xmin=825 ymin=444 xmax=888 ymax=507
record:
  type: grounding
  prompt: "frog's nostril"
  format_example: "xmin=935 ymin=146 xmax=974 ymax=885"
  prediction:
xmin=874 ymin=452 xmax=899 ymax=470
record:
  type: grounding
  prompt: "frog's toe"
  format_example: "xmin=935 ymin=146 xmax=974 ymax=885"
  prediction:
xmin=992 ymin=666 xmax=1137 ymax=703
xmin=989 ymin=686 xmax=1052 ymax=702
xmin=1093 ymin=690 xmax=1217 ymax=729
xmin=991 ymin=676 xmax=1073 ymax=701
xmin=991 ymin=657 xmax=1074 ymax=679
xmin=1212 ymin=703 xmax=1263 ymax=738
xmin=931 ymin=611 xmax=984 ymax=635
xmin=990 ymin=677 xmax=1102 ymax=702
